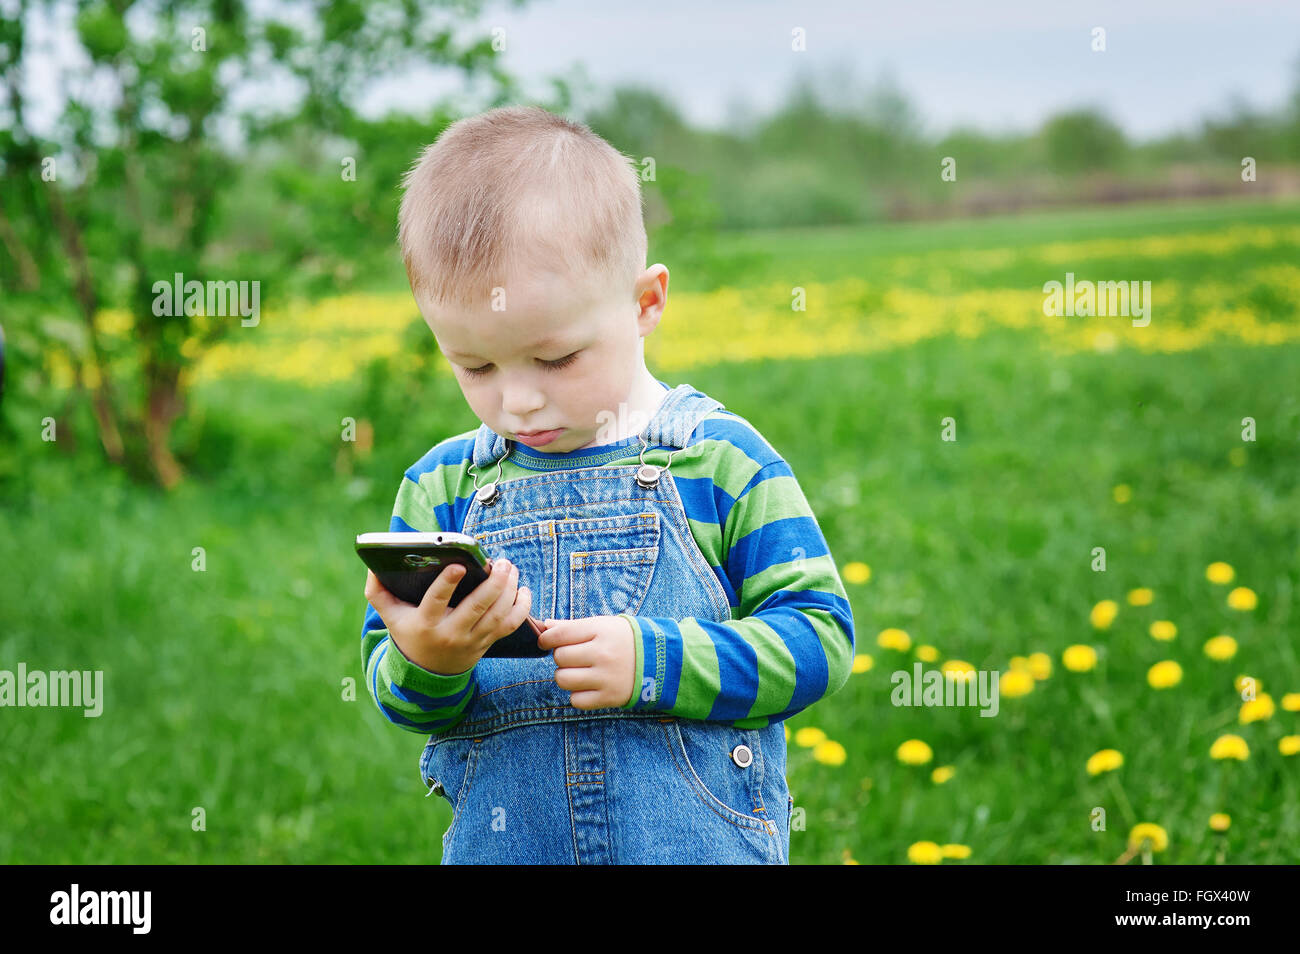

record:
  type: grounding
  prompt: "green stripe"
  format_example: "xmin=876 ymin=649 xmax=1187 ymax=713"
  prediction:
xmin=685 ymin=513 xmax=726 ymax=569
xmin=676 ymin=618 xmax=721 ymax=715
xmin=396 ymin=473 xmax=441 ymax=531
xmin=744 ymin=617 xmax=799 ymax=717
xmin=725 ymin=471 xmax=818 ymax=541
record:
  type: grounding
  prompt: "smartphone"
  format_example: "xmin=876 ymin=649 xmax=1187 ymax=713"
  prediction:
xmin=356 ymin=531 xmax=545 ymax=658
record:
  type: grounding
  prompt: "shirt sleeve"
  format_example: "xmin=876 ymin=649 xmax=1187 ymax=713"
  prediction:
xmin=617 ymin=457 xmax=856 ymax=726
xmin=361 ymin=473 xmax=478 ymax=736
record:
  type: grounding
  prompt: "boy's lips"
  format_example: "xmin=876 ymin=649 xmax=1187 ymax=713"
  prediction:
xmin=514 ymin=428 xmax=564 ymax=447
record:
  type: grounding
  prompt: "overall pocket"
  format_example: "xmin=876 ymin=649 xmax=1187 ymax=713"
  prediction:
xmin=420 ymin=736 xmax=480 ymax=850
xmin=660 ymin=719 xmax=773 ymax=835
xmin=566 ymin=512 xmax=660 ymax=618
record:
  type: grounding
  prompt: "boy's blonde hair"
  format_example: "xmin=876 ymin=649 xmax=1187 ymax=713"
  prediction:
xmin=398 ymin=105 xmax=647 ymax=310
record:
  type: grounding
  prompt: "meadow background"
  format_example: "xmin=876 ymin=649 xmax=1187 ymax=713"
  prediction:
xmin=2 ymin=1 xmax=1298 ymax=864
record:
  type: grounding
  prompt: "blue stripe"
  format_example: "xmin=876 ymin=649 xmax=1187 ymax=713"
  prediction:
xmin=727 ymin=515 xmax=831 ymax=595
xmin=706 ymin=623 xmax=760 ymax=721
xmin=717 ymin=459 xmax=794 ymax=535
xmin=637 ymin=616 xmax=685 ymax=711
xmin=751 ymin=604 xmax=830 ymax=714
xmin=692 ymin=417 xmax=782 ymax=470
xmin=371 ymin=643 xmax=387 ymax=708
xmin=391 ymin=678 xmax=474 ymax=711
xmin=404 ymin=431 xmax=476 ymax=484
xmin=709 ymin=563 xmax=740 ymax=609
xmin=673 ymin=473 xmax=725 ymax=527
xmin=378 ymin=700 xmax=447 ymax=731
xmin=754 ymin=586 xmax=852 ymax=622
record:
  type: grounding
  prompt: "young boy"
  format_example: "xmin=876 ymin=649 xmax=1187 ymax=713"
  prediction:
xmin=361 ymin=105 xmax=855 ymax=864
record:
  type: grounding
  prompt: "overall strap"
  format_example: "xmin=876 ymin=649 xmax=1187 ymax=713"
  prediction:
xmin=472 ymin=421 xmax=509 ymax=470
xmin=644 ymin=382 xmax=723 ymax=449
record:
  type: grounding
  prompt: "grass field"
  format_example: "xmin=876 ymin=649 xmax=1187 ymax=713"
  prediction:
xmin=3 ymin=197 xmax=1298 ymax=863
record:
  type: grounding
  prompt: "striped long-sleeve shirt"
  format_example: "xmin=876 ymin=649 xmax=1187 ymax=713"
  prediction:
xmin=361 ymin=404 xmax=856 ymax=735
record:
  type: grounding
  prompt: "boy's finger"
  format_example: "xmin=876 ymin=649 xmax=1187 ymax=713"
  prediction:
xmin=448 ymin=558 xmax=513 ymax=625
xmin=418 ymin=562 xmax=466 ymax=617
xmin=537 ymin=619 xmax=595 ymax=648
xmin=365 ymin=570 xmax=393 ymax=609
xmin=468 ymin=563 xmax=522 ymax=639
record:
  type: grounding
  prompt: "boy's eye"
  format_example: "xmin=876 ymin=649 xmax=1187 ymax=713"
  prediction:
xmin=543 ymin=351 xmax=580 ymax=371
xmin=459 ymin=351 xmax=579 ymax=377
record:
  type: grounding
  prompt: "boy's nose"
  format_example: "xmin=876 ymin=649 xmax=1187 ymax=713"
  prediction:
xmin=500 ymin=384 xmax=545 ymax=418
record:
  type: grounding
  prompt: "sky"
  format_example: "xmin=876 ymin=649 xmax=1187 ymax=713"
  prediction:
xmin=18 ymin=0 xmax=1300 ymax=143
xmin=357 ymin=0 xmax=1300 ymax=139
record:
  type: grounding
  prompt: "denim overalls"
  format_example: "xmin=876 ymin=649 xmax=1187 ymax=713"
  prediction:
xmin=418 ymin=383 xmax=793 ymax=864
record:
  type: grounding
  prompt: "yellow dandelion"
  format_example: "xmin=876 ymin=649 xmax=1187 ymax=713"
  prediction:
xmin=1282 ymin=693 xmax=1300 ymax=712
xmin=931 ymin=765 xmax=955 ymax=784
xmin=1149 ymin=620 xmax=1177 ymax=641
xmin=1210 ymin=734 xmax=1249 ymax=760
xmin=1128 ymin=823 xmax=1169 ymax=853
xmin=812 ymin=739 xmax=847 ymax=765
xmin=1239 ymin=693 xmax=1275 ymax=724
xmin=916 ymin=644 xmax=939 ymax=663
xmin=1127 ymin=587 xmax=1154 ymax=606
xmin=1205 ymin=562 xmax=1235 ymax=584
xmin=877 ymin=628 xmax=912 ymax=651
xmin=1027 ymin=651 xmax=1051 ymax=680
xmin=1009 ymin=655 xmax=1031 ymax=672
xmin=1279 ymin=736 xmax=1300 ymax=756
xmin=1147 ymin=660 xmax=1183 ymax=689
xmin=1090 ymin=600 xmax=1119 ymax=630
xmin=842 ymin=561 xmax=871 ymax=584
xmin=1227 ymin=587 xmax=1257 ymax=611
xmin=907 ymin=840 xmax=944 ymax=864
xmin=1228 ymin=447 xmax=1247 ymax=467
xmin=1000 ymin=669 xmax=1035 ymax=698
xmin=897 ymin=739 xmax=933 ymax=765
xmin=941 ymin=659 xmax=976 ymax=682
xmin=852 ymin=653 xmax=874 ymax=674
xmin=784 ymin=724 xmax=790 ymax=742
xmin=1208 ymin=813 xmax=1231 ymax=832
xmin=940 ymin=843 xmax=971 ymax=859
xmin=1062 ymin=645 xmax=1098 ymax=672
xmin=1112 ymin=484 xmax=1132 ymax=504
xmin=1086 ymin=748 xmax=1123 ymax=776
xmin=1203 ymin=635 xmax=1237 ymax=661
xmin=794 ymin=726 xmax=826 ymax=747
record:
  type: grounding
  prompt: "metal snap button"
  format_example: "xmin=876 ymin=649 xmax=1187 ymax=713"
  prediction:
xmin=635 ymin=464 xmax=661 ymax=489
xmin=731 ymin=744 xmax=753 ymax=768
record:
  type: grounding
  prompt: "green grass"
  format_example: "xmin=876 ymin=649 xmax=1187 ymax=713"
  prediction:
xmin=2 ymin=198 xmax=1297 ymax=863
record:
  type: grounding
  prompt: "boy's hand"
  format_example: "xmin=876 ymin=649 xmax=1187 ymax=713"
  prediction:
xmin=536 ymin=615 xmax=636 ymax=710
xmin=364 ymin=558 xmax=533 ymax=677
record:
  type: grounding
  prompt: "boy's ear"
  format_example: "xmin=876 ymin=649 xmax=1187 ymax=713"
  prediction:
xmin=635 ymin=265 xmax=669 ymax=334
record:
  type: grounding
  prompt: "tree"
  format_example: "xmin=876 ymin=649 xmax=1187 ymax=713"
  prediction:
xmin=1041 ymin=108 xmax=1128 ymax=175
xmin=0 ymin=0 xmax=526 ymax=488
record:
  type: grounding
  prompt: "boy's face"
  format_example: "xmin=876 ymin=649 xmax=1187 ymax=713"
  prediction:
xmin=419 ymin=262 xmax=666 ymax=453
